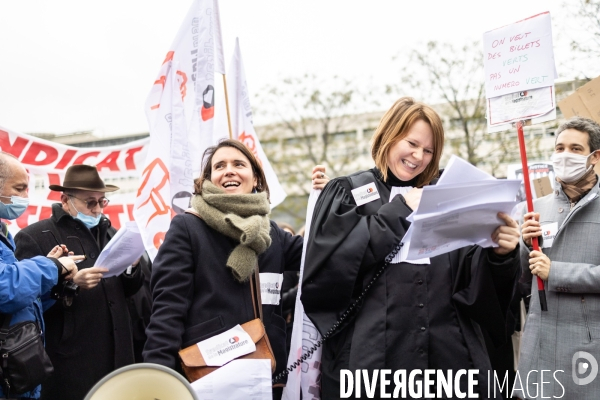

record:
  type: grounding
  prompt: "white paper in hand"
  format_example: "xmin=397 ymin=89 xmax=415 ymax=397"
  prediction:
xmin=95 ymin=221 xmax=145 ymax=278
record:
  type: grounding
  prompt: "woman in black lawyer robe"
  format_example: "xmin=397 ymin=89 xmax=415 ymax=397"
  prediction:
xmin=301 ymin=97 xmax=521 ymax=399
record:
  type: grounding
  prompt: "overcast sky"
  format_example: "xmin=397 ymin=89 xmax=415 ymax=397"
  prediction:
xmin=1 ymin=0 xmax=586 ymax=137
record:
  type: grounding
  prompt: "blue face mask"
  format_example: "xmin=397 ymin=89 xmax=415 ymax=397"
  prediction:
xmin=70 ymin=199 xmax=101 ymax=228
xmin=0 ymin=196 xmax=29 ymax=220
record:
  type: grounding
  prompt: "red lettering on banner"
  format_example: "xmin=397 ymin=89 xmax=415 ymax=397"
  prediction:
xmin=96 ymin=151 xmax=120 ymax=172
xmin=73 ymin=152 xmax=100 ymax=165
xmin=102 ymin=204 xmax=124 ymax=230
xmin=125 ymin=147 xmax=143 ymax=170
xmin=163 ymin=51 xmax=174 ymax=64
xmin=127 ymin=204 xmax=134 ymax=220
xmin=39 ymin=206 xmax=53 ymax=222
xmin=0 ymin=130 xmax=28 ymax=158
xmin=149 ymin=51 xmax=176 ymax=110
xmin=21 ymin=142 xmax=59 ymax=166
xmin=176 ymin=71 xmax=187 ymax=101
xmin=154 ymin=232 xmax=166 ymax=249
xmin=154 ymin=75 xmax=167 ymax=90
xmin=47 ymin=174 xmax=62 ymax=201
xmin=137 ymin=158 xmax=171 ymax=233
xmin=15 ymin=205 xmax=37 ymax=228
xmin=238 ymin=132 xmax=262 ymax=166
xmin=15 ymin=205 xmax=52 ymax=229
xmin=55 ymin=149 xmax=77 ymax=169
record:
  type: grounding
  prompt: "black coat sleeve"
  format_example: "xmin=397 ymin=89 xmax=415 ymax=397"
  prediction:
xmin=15 ymin=229 xmax=62 ymax=278
xmin=451 ymin=246 xmax=520 ymax=347
xmin=142 ymin=215 xmax=196 ymax=369
xmin=119 ymin=258 xmax=144 ymax=297
xmin=276 ymin=225 xmax=303 ymax=272
xmin=301 ymin=177 xmax=413 ymax=334
xmin=14 ymin=229 xmax=46 ymax=260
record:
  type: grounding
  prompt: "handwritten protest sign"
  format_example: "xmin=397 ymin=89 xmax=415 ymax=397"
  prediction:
xmin=483 ymin=12 xmax=555 ymax=99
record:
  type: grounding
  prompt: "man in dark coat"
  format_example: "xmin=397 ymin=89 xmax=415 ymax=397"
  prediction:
xmin=14 ymin=165 xmax=145 ymax=400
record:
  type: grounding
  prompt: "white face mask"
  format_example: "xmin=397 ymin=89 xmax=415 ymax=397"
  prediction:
xmin=551 ymin=151 xmax=595 ymax=183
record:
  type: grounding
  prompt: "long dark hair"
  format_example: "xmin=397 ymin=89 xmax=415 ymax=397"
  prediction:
xmin=194 ymin=139 xmax=271 ymax=201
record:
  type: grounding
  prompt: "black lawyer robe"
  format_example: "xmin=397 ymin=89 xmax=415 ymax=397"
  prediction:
xmin=301 ymin=168 xmax=519 ymax=399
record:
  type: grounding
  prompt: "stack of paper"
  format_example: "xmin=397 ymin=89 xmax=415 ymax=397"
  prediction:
xmin=404 ymin=156 xmax=521 ymax=261
xmin=95 ymin=221 xmax=146 ymax=277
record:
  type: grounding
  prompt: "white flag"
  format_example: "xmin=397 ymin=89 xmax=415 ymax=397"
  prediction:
xmin=226 ymin=38 xmax=287 ymax=207
xmin=282 ymin=190 xmax=322 ymax=400
xmin=135 ymin=0 xmax=224 ymax=260
xmin=212 ymin=0 xmax=226 ymax=75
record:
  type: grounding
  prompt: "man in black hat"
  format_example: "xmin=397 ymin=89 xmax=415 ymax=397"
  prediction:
xmin=13 ymin=164 xmax=145 ymax=400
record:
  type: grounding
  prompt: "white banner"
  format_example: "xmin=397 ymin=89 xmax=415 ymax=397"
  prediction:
xmin=283 ymin=189 xmax=322 ymax=400
xmin=0 ymin=125 xmax=147 ymax=176
xmin=135 ymin=0 xmax=224 ymax=260
xmin=0 ymin=125 xmax=148 ymax=235
xmin=225 ymin=38 xmax=287 ymax=208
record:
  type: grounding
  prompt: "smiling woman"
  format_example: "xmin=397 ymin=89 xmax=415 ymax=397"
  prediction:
xmin=301 ymin=97 xmax=522 ymax=398
xmin=210 ymin=146 xmax=258 ymax=194
xmin=143 ymin=139 xmax=301 ymax=400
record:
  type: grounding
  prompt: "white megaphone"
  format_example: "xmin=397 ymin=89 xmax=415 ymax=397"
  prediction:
xmin=84 ymin=363 xmax=198 ymax=400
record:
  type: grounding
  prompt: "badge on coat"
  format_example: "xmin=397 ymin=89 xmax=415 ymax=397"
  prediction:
xmin=541 ymin=222 xmax=558 ymax=248
xmin=259 ymin=273 xmax=283 ymax=305
xmin=351 ymin=182 xmax=381 ymax=206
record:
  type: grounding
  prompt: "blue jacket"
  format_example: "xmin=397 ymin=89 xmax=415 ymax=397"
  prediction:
xmin=0 ymin=231 xmax=58 ymax=398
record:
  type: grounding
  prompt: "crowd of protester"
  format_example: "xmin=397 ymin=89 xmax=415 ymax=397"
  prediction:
xmin=1 ymin=98 xmax=599 ymax=399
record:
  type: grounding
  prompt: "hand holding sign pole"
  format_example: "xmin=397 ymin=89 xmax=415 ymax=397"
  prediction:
xmin=516 ymin=120 xmax=548 ymax=311
xmin=484 ymin=12 xmax=555 ymax=311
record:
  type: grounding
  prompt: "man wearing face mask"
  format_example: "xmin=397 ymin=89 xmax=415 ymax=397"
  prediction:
xmin=517 ymin=117 xmax=600 ymax=399
xmin=14 ymin=164 xmax=145 ymax=400
xmin=0 ymin=153 xmax=81 ymax=399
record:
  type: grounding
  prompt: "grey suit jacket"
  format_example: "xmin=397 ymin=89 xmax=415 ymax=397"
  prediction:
xmin=517 ymin=179 xmax=600 ymax=399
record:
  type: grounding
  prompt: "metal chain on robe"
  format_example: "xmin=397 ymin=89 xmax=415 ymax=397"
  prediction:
xmin=272 ymin=242 xmax=403 ymax=384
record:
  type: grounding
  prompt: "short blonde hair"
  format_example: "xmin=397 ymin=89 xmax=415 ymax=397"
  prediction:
xmin=371 ymin=97 xmax=444 ymax=187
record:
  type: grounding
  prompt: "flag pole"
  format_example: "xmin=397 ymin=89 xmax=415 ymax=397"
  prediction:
xmin=222 ymin=74 xmax=233 ymax=139
xmin=516 ymin=120 xmax=548 ymax=311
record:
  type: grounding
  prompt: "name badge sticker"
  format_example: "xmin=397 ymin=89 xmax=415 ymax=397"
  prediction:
xmin=197 ymin=324 xmax=256 ymax=367
xmin=541 ymin=222 xmax=558 ymax=249
xmin=259 ymin=273 xmax=283 ymax=305
xmin=351 ymin=182 xmax=381 ymax=206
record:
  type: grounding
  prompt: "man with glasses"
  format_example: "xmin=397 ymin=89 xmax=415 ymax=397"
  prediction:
xmin=14 ymin=164 xmax=145 ymax=400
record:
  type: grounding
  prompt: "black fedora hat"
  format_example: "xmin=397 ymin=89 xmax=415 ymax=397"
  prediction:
xmin=49 ymin=165 xmax=120 ymax=192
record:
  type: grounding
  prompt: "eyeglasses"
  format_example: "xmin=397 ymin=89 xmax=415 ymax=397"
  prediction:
xmin=67 ymin=194 xmax=110 ymax=210
xmin=42 ymin=230 xmax=86 ymax=263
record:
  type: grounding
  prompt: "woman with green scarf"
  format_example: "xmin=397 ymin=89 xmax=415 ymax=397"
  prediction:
xmin=143 ymin=139 xmax=304 ymax=399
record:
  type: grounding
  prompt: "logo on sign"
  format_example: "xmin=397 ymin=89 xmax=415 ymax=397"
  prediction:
xmin=229 ymin=336 xmax=239 ymax=344
xmin=201 ymin=85 xmax=215 ymax=121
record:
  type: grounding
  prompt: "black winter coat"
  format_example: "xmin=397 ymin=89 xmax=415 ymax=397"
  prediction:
xmin=143 ymin=213 xmax=303 ymax=382
xmin=14 ymin=204 xmax=144 ymax=400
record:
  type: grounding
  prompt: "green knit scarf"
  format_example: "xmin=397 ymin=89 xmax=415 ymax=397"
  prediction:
xmin=191 ymin=180 xmax=272 ymax=282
